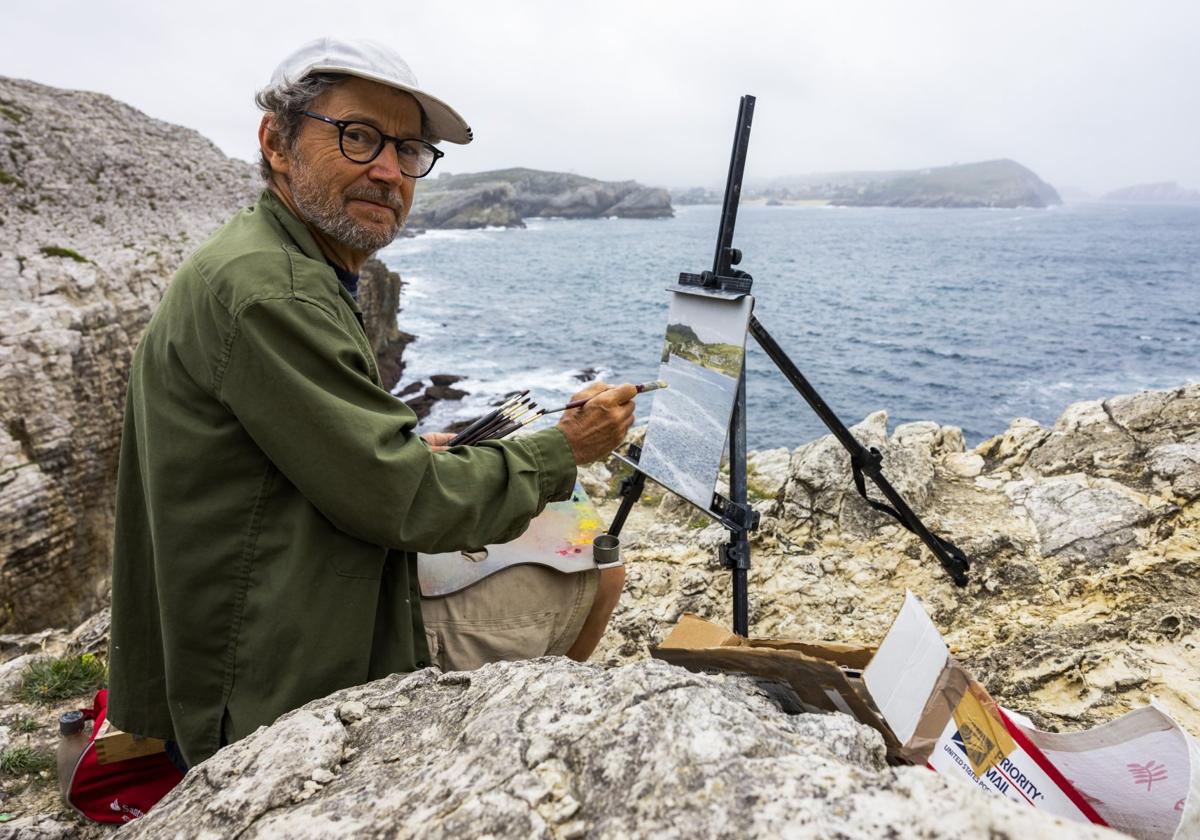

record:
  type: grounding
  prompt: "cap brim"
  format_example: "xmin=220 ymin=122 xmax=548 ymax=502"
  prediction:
xmin=306 ymin=64 xmax=473 ymax=145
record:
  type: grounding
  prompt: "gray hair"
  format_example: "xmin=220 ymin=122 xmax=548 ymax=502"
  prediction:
xmin=254 ymin=73 xmax=435 ymax=182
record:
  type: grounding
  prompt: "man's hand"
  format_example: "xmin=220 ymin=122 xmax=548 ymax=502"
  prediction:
xmin=422 ymin=432 xmax=455 ymax=452
xmin=556 ymin=382 xmax=637 ymax=465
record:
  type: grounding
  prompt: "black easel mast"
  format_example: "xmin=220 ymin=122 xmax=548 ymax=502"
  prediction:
xmin=698 ymin=95 xmax=969 ymax=636
xmin=608 ymin=95 xmax=969 ymax=640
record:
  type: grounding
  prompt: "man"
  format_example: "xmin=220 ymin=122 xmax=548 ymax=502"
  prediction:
xmin=108 ymin=37 xmax=635 ymax=768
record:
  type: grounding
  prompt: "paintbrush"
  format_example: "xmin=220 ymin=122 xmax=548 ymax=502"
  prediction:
xmin=538 ymin=380 xmax=668 ymax=416
xmin=485 ymin=380 xmax=668 ymax=443
xmin=446 ymin=391 xmax=529 ymax=447
xmin=460 ymin=402 xmax=538 ymax=446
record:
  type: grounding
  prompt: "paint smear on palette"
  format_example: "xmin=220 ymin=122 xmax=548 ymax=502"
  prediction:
xmin=417 ymin=481 xmax=605 ymax=597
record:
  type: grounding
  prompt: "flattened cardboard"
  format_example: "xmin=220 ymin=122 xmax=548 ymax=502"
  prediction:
xmin=651 ymin=596 xmax=1200 ymax=837
xmin=653 ymin=613 xmax=898 ymax=754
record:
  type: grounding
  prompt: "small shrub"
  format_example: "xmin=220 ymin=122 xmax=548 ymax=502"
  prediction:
xmin=12 ymin=717 xmax=44 ymax=734
xmin=0 ymin=168 xmax=23 ymax=188
xmin=38 ymin=246 xmax=90 ymax=264
xmin=17 ymin=653 xmax=107 ymax=704
xmin=0 ymin=746 xmax=53 ymax=776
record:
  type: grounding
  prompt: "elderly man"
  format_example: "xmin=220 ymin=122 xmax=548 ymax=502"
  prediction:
xmin=108 ymin=38 xmax=635 ymax=769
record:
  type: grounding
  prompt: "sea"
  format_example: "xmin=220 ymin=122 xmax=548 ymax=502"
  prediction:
xmin=380 ymin=201 xmax=1200 ymax=451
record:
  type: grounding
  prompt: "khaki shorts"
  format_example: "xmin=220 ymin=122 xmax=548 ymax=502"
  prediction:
xmin=419 ymin=564 xmax=599 ymax=672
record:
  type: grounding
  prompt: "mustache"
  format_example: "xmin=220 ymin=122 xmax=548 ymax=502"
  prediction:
xmin=345 ymin=187 xmax=405 ymax=214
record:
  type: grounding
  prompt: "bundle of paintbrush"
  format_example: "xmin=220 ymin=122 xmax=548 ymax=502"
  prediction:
xmin=445 ymin=381 xmax=668 ymax=447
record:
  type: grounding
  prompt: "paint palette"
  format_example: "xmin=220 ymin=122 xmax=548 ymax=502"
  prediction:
xmin=417 ymin=481 xmax=604 ymax=597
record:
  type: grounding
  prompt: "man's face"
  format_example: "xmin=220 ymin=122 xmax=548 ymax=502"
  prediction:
xmin=285 ymin=77 xmax=422 ymax=255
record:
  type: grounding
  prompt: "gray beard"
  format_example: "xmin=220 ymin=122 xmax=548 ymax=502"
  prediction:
xmin=288 ymin=159 xmax=405 ymax=254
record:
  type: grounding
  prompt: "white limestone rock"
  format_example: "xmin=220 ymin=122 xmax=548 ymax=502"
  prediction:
xmin=119 ymin=659 xmax=1115 ymax=839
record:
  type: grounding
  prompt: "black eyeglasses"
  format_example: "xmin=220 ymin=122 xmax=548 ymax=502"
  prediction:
xmin=302 ymin=111 xmax=444 ymax=178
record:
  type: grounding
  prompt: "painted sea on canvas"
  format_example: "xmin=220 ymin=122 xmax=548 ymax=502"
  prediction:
xmin=637 ymin=293 xmax=752 ymax=508
xmin=381 ymin=201 xmax=1200 ymax=451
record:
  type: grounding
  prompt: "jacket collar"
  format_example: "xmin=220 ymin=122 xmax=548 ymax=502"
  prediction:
xmin=258 ymin=189 xmax=365 ymax=316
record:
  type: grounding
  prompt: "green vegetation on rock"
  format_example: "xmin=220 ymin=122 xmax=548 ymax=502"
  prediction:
xmin=663 ymin=323 xmax=743 ymax=377
xmin=0 ymin=168 xmax=23 ymax=187
xmin=17 ymin=653 xmax=107 ymax=704
xmin=0 ymin=99 xmax=27 ymax=123
xmin=38 ymin=246 xmax=91 ymax=264
xmin=0 ymin=746 xmax=53 ymax=776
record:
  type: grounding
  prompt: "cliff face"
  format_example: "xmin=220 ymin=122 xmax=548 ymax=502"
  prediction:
xmin=409 ymin=167 xmax=673 ymax=229
xmin=0 ymin=77 xmax=407 ymax=633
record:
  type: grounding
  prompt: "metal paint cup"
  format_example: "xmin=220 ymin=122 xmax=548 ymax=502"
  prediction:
xmin=592 ymin=533 xmax=622 ymax=568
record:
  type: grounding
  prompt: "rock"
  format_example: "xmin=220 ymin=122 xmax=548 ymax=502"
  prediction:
xmin=429 ymin=374 xmax=465 ymax=387
xmin=577 ymin=462 xmax=613 ymax=501
xmin=1005 ymin=474 xmax=1160 ymax=562
xmin=593 ymin=385 xmax=1200 ymax=739
xmin=402 ymin=394 xmax=436 ymax=420
xmin=357 ymin=260 xmax=413 ymax=391
xmin=424 ymin=384 xmax=467 ymax=402
xmin=409 ymin=169 xmax=673 ymax=229
xmin=395 ymin=381 xmax=423 ymax=398
xmin=1148 ymin=440 xmax=1200 ymax=501
xmin=119 ymin=659 xmax=1111 ymax=839
xmin=0 ymin=77 xmax=411 ymax=633
xmin=573 ymin=367 xmax=601 ymax=382
xmin=408 ymin=181 xmax=524 ymax=229
xmin=0 ymin=814 xmax=84 ymax=840
xmin=772 ymin=411 xmax=939 ymax=539
xmin=746 ymin=448 xmax=791 ymax=497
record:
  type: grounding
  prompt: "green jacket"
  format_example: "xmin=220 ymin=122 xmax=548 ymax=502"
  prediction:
xmin=108 ymin=191 xmax=576 ymax=766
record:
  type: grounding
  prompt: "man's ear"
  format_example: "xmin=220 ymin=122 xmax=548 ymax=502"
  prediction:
xmin=258 ymin=114 xmax=291 ymax=177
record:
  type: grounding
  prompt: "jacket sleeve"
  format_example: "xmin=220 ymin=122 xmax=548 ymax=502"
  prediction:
xmin=216 ymin=295 xmax=577 ymax=553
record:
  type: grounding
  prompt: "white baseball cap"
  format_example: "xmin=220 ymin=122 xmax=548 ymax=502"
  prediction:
xmin=268 ymin=37 xmax=473 ymax=144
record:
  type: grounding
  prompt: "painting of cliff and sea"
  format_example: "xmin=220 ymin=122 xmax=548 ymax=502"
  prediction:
xmin=634 ymin=293 xmax=753 ymax=510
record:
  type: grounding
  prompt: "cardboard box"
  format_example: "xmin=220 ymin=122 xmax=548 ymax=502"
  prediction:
xmin=653 ymin=592 xmax=1199 ymax=839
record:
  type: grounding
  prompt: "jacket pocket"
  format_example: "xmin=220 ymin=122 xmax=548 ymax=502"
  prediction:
xmin=329 ymin=543 xmax=387 ymax=579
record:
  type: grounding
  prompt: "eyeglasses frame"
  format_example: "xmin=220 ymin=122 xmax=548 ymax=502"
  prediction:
xmin=301 ymin=111 xmax=444 ymax=178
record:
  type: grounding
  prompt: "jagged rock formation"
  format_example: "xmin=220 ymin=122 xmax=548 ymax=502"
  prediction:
xmin=0 ymin=77 xmax=407 ymax=634
xmin=114 ymin=658 xmax=1113 ymax=839
xmin=356 ymin=259 xmax=413 ymax=389
xmin=590 ymin=385 xmax=1200 ymax=739
xmin=0 ymin=385 xmax=1194 ymax=835
xmin=410 ymin=168 xmax=673 ymax=229
xmin=1101 ymin=182 xmax=1200 ymax=202
xmin=678 ymin=159 xmax=1062 ymax=208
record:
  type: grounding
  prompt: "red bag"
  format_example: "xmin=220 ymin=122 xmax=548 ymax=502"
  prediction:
xmin=64 ymin=690 xmax=185 ymax=823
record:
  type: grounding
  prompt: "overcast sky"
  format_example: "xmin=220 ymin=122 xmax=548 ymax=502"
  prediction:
xmin=4 ymin=1 xmax=1197 ymax=193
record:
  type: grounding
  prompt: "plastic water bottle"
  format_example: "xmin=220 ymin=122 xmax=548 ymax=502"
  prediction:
xmin=56 ymin=710 xmax=88 ymax=802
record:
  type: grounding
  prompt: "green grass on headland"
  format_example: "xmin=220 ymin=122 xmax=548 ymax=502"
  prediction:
xmin=16 ymin=653 xmax=106 ymax=705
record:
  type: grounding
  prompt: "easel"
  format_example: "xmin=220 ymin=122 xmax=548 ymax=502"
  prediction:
xmin=608 ymin=96 xmax=969 ymax=638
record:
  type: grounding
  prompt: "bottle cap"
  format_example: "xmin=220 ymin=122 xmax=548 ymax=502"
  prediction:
xmin=58 ymin=710 xmax=85 ymax=736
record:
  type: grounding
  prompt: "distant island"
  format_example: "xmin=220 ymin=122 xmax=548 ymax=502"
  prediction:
xmin=675 ymin=159 xmax=1061 ymax=209
xmin=1101 ymin=182 xmax=1200 ymax=203
xmin=409 ymin=168 xmax=673 ymax=229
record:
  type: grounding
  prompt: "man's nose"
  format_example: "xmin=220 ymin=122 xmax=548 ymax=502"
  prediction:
xmin=367 ymin=141 xmax=410 ymax=184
